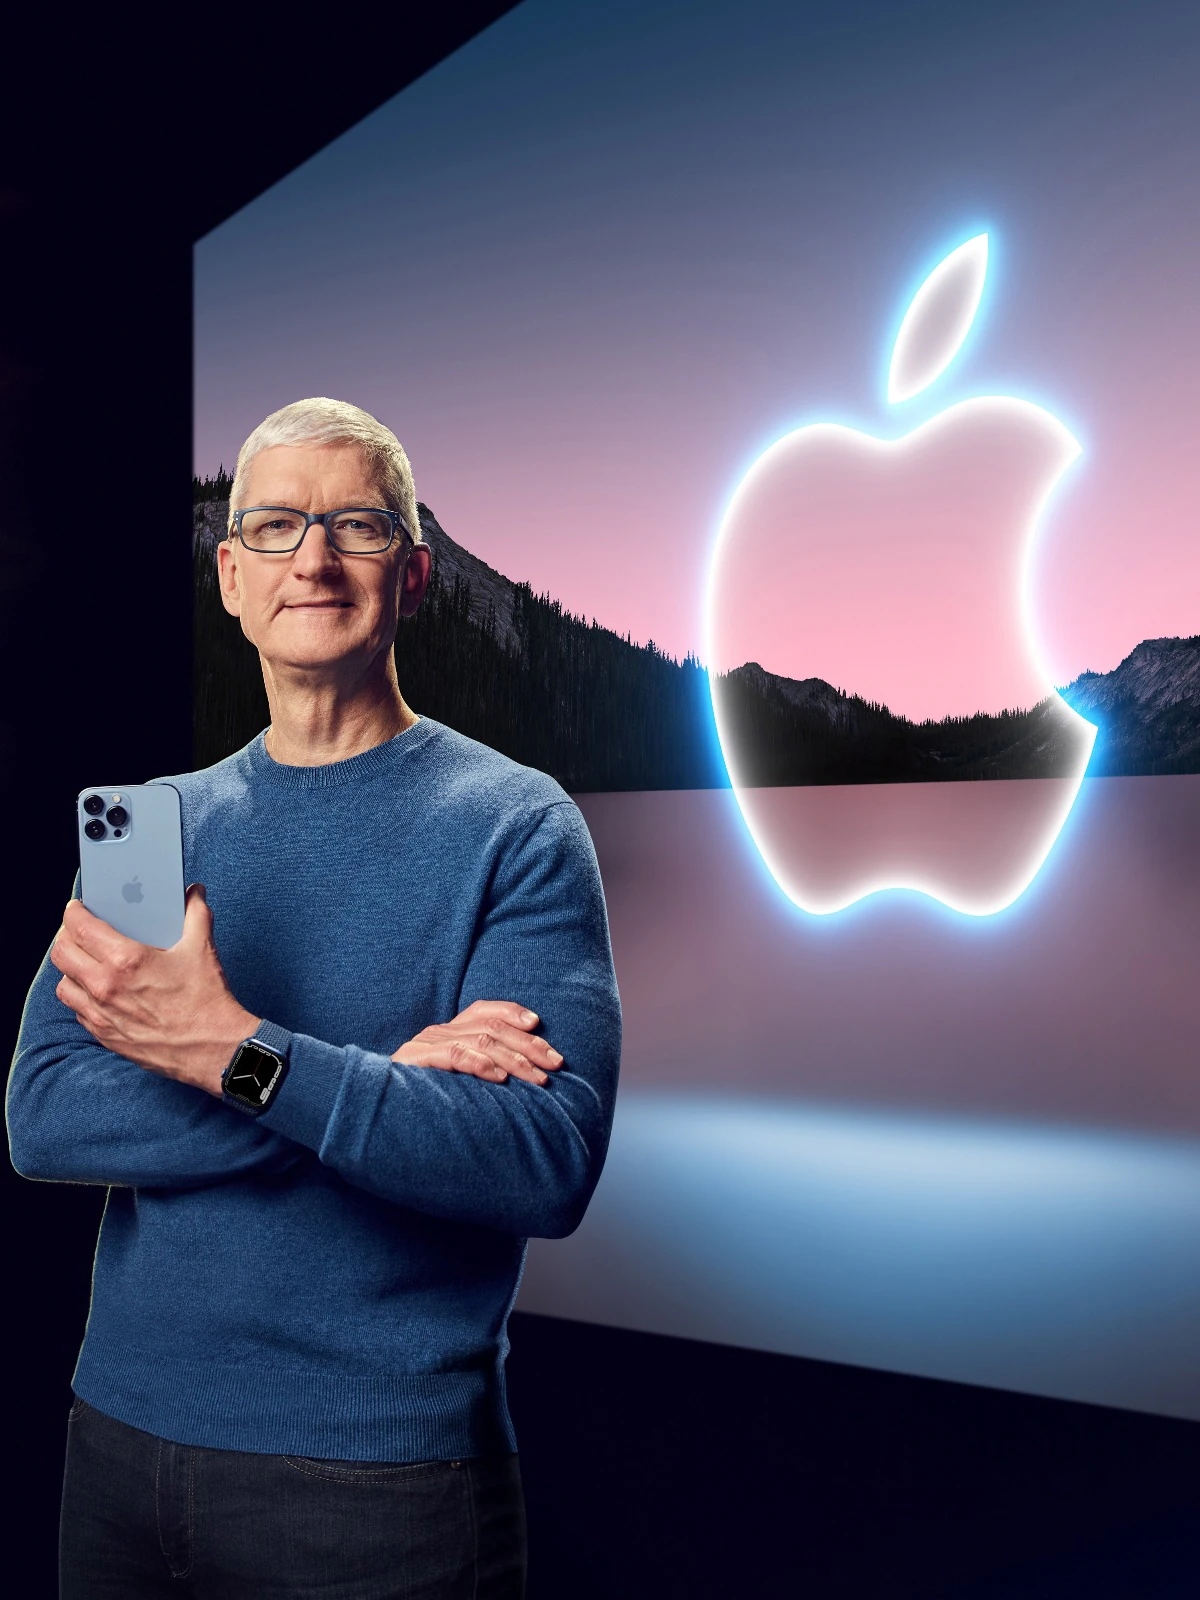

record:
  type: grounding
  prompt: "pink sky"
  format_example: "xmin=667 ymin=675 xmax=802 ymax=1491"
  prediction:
xmin=194 ymin=0 xmax=1199 ymax=701
xmin=392 ymin=348 xmax=1198 ymax=703
xmin=195 ymin=284 xmax=1200 ymax=703
xmin=707 ymin=400 xmax=1083 ymax=721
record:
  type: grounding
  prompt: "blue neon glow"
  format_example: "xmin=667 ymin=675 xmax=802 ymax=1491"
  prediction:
xmin=704 ymin=230 xmax=1097 ymax=919
xmin=887 ymin=233 xmax=990 ymax=403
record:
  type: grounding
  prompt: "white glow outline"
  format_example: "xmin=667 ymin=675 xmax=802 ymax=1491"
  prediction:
xmin=888 ymin=234 xmax=989 ymax=404
xmin=705 ymin=396 xmax=1098 ymax=918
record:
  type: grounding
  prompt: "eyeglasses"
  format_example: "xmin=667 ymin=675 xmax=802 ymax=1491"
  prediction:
xmin=231 ymin=506 xmax=411 ymax=555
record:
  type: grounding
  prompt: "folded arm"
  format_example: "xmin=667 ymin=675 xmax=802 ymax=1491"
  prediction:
xmin=8 ymin=802 xmax=622 ymax=1230
xmin=257 ymin=801 xmax=622 ymax=1237
xmin=7 ymin=945 xmax=306 ymax=1189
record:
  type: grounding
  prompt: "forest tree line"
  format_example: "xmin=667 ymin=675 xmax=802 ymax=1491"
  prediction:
xmin=194 ymin=489 xmax=725 ymax=788
xmin=713 ymin=665 xmax=1079 ymax=785
xmin=195 ymin=481 xmax=1192 ymax=787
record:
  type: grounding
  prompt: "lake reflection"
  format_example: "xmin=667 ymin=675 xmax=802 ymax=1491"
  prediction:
xmin=734 ymin=773 xmax=1085 ymax=914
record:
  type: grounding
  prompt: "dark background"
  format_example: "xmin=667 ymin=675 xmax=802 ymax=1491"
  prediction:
xmin=2 ymin=6 xmax=1197 ymax=1595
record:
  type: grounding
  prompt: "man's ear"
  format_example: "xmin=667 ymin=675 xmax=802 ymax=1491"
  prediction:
xmin=398 ymin=542 xmax=432 ymax=619
xmin=216 ymin=539 xmax=243 ymax=618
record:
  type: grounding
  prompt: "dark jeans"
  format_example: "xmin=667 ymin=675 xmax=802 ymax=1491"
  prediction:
xmin=60 ymin=1397 xmax=526 ymax=1599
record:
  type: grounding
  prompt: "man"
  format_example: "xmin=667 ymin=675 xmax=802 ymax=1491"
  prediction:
xmin=8 ymin=398 xmax=622 ymax=1598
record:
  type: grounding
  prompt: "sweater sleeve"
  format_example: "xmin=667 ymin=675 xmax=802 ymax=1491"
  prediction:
xmin=255 ymin=800 xmax=622 ymax=1238
xmin=7 ymin=925 xmax=307 ymax=1190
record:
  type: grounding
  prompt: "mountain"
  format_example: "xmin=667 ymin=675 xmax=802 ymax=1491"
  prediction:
xmin=1060 ymin=637 xmax=1200 ymax=776
xmin=192 ymin=495 xmax=722 ymax=788
xmin=713 ymin=664 xmax=1082 ymax=785
xmin=192 ymin=488 xmax=1199 ymax=785
xmin=716 ymin=643 xmax=1200 ymax=785
xmin=192 ymin=497 xmax=228 ymax=555
xmin=416 ymin=507 xmax=522 ymax=655
xmin=738 ymin=665 xmax=853 ymax=727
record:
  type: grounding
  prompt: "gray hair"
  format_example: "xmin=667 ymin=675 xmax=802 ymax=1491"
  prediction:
xmin=227 ymin=398 xmax=422 ymax=547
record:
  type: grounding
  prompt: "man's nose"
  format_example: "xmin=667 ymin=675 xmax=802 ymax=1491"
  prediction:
xmin=290 ymin=519 xmax=341 ymax=574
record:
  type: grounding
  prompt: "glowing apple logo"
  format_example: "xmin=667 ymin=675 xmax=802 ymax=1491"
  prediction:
xmin=706 ymin=234 xmax=1096 ymax=916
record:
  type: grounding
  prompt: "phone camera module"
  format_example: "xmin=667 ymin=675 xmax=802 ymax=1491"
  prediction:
xmin=106 ymin=805 xmax=129 ymax=828
xmin=84 ymin=819 xmax=107 ymax=841
xmin=83 ymin=794 xmax=105 ymax=816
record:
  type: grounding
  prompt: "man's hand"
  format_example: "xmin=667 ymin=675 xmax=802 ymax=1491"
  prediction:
xmin=50 ymin=886 xmax=258 ymax=1098
xmin=52 ymin=895 xmax=562 ymax=1095
xmin=392 ymin=999 xmax=563 ymax=1086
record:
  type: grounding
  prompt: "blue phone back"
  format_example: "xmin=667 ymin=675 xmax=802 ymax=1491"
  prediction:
xmin=77 ymin=783 xmax=185 ymax=948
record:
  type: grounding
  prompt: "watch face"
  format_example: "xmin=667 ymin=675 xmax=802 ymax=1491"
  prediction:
xmin=226 ymin=1041 xmax=286 ymax=1108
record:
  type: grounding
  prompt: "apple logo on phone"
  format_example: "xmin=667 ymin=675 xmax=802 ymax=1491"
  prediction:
xmin=122 ymin=877 xmax=144 ymax=904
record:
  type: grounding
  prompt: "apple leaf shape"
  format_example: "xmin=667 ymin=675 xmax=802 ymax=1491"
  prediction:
xmin=888 ymin=234 xmax=988 ymax=404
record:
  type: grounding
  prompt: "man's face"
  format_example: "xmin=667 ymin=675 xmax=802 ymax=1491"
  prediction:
xmin=217 ymin=442 xmax=430 ymax=678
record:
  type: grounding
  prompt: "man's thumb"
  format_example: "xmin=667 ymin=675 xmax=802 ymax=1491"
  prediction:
xmin=183 ymin=883 xmax=212 ymax=936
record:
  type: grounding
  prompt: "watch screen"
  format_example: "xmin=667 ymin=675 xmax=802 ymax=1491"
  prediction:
xmin=227 ymin=1042 xmax=285 ymax=1106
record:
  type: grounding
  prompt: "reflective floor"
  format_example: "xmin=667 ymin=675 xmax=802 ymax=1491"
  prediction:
xmin=521 ymin=1092 xmax=1200 ymax=1420
xmin=521 ymin=777 xmax=1200 ymax=1420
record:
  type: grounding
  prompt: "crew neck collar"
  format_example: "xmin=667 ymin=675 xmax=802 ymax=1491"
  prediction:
xmin=243 ymin=716 xmax=441 ymax=789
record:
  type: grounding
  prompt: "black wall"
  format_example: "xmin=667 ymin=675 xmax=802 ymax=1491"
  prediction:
xmin=3 ymin=7 xmax=1197 ymax=1595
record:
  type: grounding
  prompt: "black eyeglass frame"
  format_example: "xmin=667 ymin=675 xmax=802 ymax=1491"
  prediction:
xmin=230 ymin=506 xmax=413 ymax=555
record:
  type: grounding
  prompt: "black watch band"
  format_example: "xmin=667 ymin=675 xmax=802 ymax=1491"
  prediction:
xmin=222 ymin=1035 xmax=289 ymax=1115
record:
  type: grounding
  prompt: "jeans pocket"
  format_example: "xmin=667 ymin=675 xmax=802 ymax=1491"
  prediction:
xmin=282 ymin=1455 xmax=461 ymax=1485
xmin=67 ymin=1395 xmax=89 ymax=1424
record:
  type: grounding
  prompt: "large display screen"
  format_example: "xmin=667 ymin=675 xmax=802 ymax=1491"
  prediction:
xmin=195 ymin=0 xmax=1200 ymax=1420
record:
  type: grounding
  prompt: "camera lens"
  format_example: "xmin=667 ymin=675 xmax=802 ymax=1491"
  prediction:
xmin=106 ymin=805 xmax=129 ymax=828
xmin=83 ymin=794 xmax=105 ymax=816
xmin=84 ymin=819 xmax=106 ymax=841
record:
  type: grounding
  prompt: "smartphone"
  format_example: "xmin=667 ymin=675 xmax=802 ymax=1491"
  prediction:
xmin=77 ymin=783 xmax=185 ymax=948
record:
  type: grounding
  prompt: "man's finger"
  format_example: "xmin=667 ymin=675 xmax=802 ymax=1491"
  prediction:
xmin=471 ymin=1020 xmax=563 ymax=1068
xmin=180 ymin=884 xmax=214 ymax=945
xmin=393 ymin=1040 xmax=508 ymax=1082
xmin=426 ymin=1017 xmax=561 ymax=1071
xmin=393 ymin=1035 xmax=550 ymax=1086
xmin=459 ymin=999 xmax=540 ymax=1030
xmin=457 ymin=1030 xmax=549 ymax=1083
xmin=63 ymin=897 xmax=118 ymax=940
xmin=50 ymin=929 xmax=110 ymax=994
xmin=55 ymin=972 xmax=95 ymax=1020
xmin=63 ymin=897 xmax=144 ymax=963
xmin=476 ymin=1042 xmax=549 ymax=1084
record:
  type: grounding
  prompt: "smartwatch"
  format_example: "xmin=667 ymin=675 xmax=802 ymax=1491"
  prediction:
xmin=222 ymin=1035 xmax=289 ymax=1115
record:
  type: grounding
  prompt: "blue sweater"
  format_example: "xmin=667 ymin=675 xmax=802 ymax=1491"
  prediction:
xmin=7 ymin=720 xmax=621 ymax=1461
